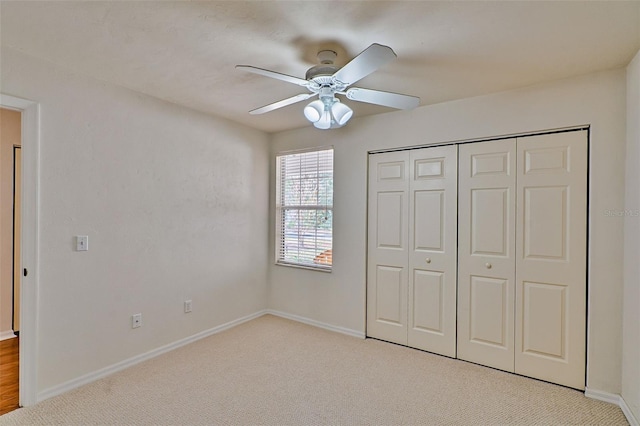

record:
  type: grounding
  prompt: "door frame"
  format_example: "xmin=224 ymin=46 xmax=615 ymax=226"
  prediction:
xmin=1 ymin=93 xmax=39 ymax=406
xmin=13 ymin=145 xmax=22 ymax=332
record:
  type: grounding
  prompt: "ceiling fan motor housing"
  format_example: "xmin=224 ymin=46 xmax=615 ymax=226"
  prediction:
xmin=305 ymin=65 xmax=339 ymax=81
xmin=305 ymin=50 xmax=347 ymax=92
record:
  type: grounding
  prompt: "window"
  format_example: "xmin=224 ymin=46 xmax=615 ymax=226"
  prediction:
xmin=276 ymin=148 xmax=333 ymax=271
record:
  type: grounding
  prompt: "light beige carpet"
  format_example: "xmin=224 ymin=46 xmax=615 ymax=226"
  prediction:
xmin=0 ymin=314 xmax=628 ymax=425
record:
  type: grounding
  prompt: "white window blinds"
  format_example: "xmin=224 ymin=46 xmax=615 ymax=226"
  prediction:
xmin=276 ymin=148 xmax=333 ymax=270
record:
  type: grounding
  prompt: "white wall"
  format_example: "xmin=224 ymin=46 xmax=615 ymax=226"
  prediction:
xmin=269 ymin=68 xmax=627 ymax=394
xmin=623 ymin=49 xmax=640 ymax=422
xmin=0 ymin=47 xmax=270 ymax=394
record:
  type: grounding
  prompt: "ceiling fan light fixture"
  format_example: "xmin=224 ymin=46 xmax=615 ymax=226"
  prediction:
xmin=303 ymin=99 xmax=325 ymax=123
xmin=237 ymin=43 xmax=421 ymax=129
xmin=331 ymin=101 xmax=353 ymax=126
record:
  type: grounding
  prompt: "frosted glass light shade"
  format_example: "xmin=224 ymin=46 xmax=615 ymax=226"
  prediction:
xmin=313 ymin=110 xmax=332 ymax=129
xmin=304 ymin=100 xmax=325 ymax=123
xmin=331 ymin=102 xmax=353 ymax=126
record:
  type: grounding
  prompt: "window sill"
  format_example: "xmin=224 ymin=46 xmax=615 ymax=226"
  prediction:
xmin=275 ymin=261 xmax=332 ymax=273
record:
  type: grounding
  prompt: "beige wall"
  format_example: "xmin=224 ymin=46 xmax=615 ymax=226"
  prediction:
xmin=0 ymin=107 xmax=21 ymax=338
xmin=1 ymin=46 xmax=270 ymax=395
xmin=270 ymin=68 xmax=627 ymax=395
xmin=622 ymin=49 xmax=640 ymax=422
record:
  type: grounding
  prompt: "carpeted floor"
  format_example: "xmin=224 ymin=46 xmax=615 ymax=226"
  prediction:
xmin=0 ymin=314 xmax=628 ymax=425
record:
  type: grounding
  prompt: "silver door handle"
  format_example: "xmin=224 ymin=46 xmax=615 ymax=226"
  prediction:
xmin=485 ymin=263 xmax=492 ymax=269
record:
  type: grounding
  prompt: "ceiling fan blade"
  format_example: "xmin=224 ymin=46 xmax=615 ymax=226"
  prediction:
xmin=331 ymin=43 xmax=397 ymax=87
xmin=236 ymin=65 xmax=309 ymax=87
xmin=249 ymin=93 xmax=316 ymax=115
xmin=345 ymin=87 xmax=420 ymax=110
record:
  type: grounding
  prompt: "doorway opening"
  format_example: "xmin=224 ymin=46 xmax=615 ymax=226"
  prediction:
xmin=0 ymin=94 xmax=39 ymax=409
xmin=0 ymin=107 xmax=21 ymax=415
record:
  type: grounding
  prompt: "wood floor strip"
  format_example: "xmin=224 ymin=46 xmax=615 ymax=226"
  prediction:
xmin=0 ymin=337 xmax=19 ymax=415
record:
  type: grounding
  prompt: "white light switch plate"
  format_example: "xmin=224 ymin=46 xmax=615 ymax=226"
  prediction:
xmin=76 ymin=235 xmax=89 ymax=251
xmin=132 ymin=313 xmax=142 ymax=329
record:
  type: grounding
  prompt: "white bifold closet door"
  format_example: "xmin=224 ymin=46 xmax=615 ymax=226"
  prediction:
xmin=368 ymin=130 xmax=587 ymax=390
xmin=367 ymin=150 xmax=410 ymax=345
xmin=457 ymin=139 xmax=517 ymax=372
xmin=514 ymin=131 xmax=587 ymax=390
xmin=408 ymin=146 xmax=458 ymax=356
xmin=367 ymin=145 xmax=458 ymax=357
xmin=458 ymin=131 xmax=587 ymax=390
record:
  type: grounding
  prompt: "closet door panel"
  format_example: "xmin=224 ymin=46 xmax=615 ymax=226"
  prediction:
xmin=408 ymin=146 xmax=457 ymax=357
xmin=458 ymin=139 xmax=517 ymax=372
xmin=469 ymin=276 xmax=509 ymax=348
xmin=515 ymin=130 xmax=587 ymax=390
xmin=412 ymin=270 xmax=444 ymax=333
xmin=367 ymin=151 xmax=409 ymax=344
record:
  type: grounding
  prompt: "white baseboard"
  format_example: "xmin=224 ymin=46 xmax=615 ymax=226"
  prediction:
xmin=585 ymin=387 xmax=621 ymax=405
xmin=585 ymin=387 xmax=639 ymax=426
xmin=0 ymin=330 xmax=17 ymax=341
xmin=266 ymin=309 xmax=365 ymax=339
xmin=37 ymin=310 xmax=267 ymax=402
xmin=620 ymin=397 xmax=639 ymax=426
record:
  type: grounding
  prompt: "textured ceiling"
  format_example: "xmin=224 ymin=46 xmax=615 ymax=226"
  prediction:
xmin=1 ymin=1 xmax=639 ymax=133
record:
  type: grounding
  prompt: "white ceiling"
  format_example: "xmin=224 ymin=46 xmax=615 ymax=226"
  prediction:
xmin=1 ymin=1 xmax=639 ymax=133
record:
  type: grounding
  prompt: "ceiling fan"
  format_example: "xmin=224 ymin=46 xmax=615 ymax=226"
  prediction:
xmin=236 ymin=43 xmax=420 ymax=129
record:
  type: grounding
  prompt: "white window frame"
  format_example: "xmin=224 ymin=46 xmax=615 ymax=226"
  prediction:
xmin=275 ymin=147 xmax=333 ymax=272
